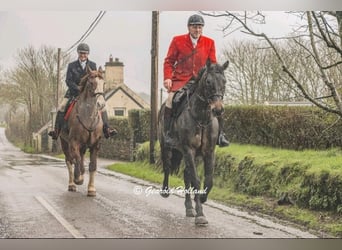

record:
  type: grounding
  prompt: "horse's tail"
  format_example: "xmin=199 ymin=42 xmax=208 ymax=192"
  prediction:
xmin=170 ymin=149 xmax=182 ymax=175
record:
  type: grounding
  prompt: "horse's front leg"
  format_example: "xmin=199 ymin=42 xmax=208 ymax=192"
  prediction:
xmin=69 ymin=140 xmax=84 ymax=185
xmin=87 ymin=143 xmax=100 ymax=197
xmin=66 ymin=160 xmax=76 ymax=192
xmin=201 ymin=151 xmax=215 ymax=204
xmin=184 ymin=167 xmax=195 ymax=217
xmin=61 ymin=139 xmax=76 ymax=192
xmin=80 ymin=145 xmax=87 ymax=177
xmin=183 ymin=148 xmax=208 ymax=225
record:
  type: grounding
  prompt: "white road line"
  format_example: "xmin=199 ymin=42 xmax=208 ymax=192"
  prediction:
xmin=35 ymin=195 xmax=85 ymax=238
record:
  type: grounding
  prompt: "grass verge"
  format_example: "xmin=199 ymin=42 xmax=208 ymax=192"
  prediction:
xmin=107 ymin=143 xmax=342 ymax=238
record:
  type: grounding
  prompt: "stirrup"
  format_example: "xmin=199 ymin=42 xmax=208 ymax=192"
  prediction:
xmin=104 ymin=127 xmax=118 ymax=139
xmin=48 ymin=130 xmax=59 ymax=140
xmin=218 ymin=133 xmax=229 ymax=147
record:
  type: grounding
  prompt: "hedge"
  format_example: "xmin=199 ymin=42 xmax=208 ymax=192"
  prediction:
xmin=100 ymin=105 xmax=342 ymax=159
xmin=223 ymin=105 xmax=342 ymax=150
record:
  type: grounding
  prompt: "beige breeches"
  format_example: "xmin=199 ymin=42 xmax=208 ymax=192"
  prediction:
xmin=165 ymin=92 xmax=175 ymax=109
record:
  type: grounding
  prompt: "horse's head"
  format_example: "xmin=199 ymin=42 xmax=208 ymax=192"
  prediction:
xmin=79 ymin=66 xmax=105 ymax=98
xmin=197 ymin=60 xmax=229 ymax=117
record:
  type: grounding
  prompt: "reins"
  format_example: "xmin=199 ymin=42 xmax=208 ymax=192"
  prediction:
xmin=75 ymin=74 xmax=103 ymax=133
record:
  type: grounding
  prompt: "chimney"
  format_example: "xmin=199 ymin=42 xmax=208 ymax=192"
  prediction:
xmin=104 ymin=55 xmax=124 ymax=91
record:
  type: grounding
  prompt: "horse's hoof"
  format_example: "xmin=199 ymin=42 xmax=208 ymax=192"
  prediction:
xmin=74 ymin=179 xmax=84 ymax=185
xmin=68 ymin=185 xmax=76 ymax=192
xmin=186 ymin=208 xmax=196 ymax=217
xmin=87 ymin=191 xmax=96 ymax=197
xmin=160 ymin=189 xmax=170 ymax=198
xmin=200 ymin=194 xmax=207 ymax=203
xmin=195 ymin=216 xmax=208 ymax=226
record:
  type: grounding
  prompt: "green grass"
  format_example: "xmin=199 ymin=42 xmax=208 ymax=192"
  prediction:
xmin=217 ymin=144 xmax=342 ymax=174
xmin=106 ymin=143 xmax=342 ymax=238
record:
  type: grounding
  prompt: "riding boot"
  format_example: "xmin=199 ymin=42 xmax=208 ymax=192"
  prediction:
xmin=217 ymin=115 xmax=230 ymax=147
xmin=101 ymin=111 xmax=118 ymax=139
xmin=164 ymin=107 xmax=176 ymax=147
xmin=48 ymin=111 xmax=64 ymax=140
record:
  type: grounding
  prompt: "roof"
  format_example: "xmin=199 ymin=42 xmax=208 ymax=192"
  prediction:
xmin=104 ymin=83 xmax=150 ymax=109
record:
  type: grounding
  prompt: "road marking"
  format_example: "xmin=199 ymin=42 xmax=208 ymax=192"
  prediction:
xmin=35 ymin=195 xmax=85 ymax=238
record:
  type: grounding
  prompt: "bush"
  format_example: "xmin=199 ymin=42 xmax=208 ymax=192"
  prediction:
xmin=224 ymin=105 xmax=342 ymax=150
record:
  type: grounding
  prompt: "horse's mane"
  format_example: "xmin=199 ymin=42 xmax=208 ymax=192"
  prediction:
xmin=189 ymin=62 xmax=225 ymax=96
xmin=190 ymin=64 xmax=208 ymax=93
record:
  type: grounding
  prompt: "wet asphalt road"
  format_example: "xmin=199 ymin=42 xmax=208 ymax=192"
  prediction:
xmin=0 ymin=128 xmax=317 ymax=238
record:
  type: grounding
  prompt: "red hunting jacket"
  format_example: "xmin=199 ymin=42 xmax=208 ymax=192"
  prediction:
xmin=164 ymin=33 xmax=217 ymax=91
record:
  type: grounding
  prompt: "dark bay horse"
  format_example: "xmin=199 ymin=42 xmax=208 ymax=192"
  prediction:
xmin=158 ymin=60 xmax=229 ymax=225
xmin=60 ymin=66 xmax=105 ymax=197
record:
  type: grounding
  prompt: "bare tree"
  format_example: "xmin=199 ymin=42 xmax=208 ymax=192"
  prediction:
xmin=223 ymin=40 xmax=298 ymax=104
xmin=202 ymin=11 xmax=342 ymax=116
xmin=0 ymin=45 xmax=69 ymax=144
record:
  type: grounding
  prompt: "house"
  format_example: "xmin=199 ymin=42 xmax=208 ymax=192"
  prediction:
xmin=104 ymin=56 xmax=150 ymax=117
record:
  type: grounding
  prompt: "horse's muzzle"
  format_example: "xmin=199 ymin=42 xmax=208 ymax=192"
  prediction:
xmin=209 ymin=95 xmax=224 ymax=117
xmin=212 ymin=107 xmax=224 ymax=117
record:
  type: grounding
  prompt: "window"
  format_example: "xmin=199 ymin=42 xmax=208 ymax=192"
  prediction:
xmin=114 ymin=108 xmax=125 ymax=117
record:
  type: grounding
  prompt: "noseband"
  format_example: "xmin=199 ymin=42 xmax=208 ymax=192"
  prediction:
xmin=86 ymin=77 xmax=104 ymax=97
xmin=196 ymin=69 xmax=225 ymax=104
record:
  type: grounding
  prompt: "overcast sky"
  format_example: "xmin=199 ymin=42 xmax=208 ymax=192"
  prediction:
xmin=0 ymin=11 xmax=295 ymax=94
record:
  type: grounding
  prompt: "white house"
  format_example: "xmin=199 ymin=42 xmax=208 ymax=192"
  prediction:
xmin=104 ymin=56 xmax=150 ymax=117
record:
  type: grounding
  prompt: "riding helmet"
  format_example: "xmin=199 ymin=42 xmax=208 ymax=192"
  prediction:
xmin=187 ymin=14 xmax=205 ymax=26
xmin=77 ymin=43 xmax=90 ymax=53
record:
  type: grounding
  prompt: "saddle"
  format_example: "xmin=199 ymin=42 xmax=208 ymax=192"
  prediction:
xmin=171 ymin=82 xmax=196 ymax=118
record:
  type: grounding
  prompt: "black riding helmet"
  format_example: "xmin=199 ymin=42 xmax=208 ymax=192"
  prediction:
xmin=77 ymin=43 xmax=90 ymax=53
xmin=187 ymin=14 xmax=205 ymax=26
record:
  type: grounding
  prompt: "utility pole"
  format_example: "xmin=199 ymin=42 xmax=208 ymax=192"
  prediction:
xmin=160 ymin=88 xmax=163 ymax=109
xmin=52 ymin=48 xmax=61 ymax=152
xmin=150 ymin=11 xmax=159 ymax=164
xmin=56 ymin=48 xmax=61 ymax=110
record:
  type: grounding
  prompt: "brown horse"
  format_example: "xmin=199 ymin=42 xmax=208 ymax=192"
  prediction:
xmin=60 ymin=66 xmax=105 ymax=196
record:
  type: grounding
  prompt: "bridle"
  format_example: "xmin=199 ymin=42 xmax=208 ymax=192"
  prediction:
xmin=194 ymin=69 xmax=225 ymax=105
xmin=187 ymin=67 xmax=225 ymax=127
xmin=85 ymin=75 xmax=104 ymax=97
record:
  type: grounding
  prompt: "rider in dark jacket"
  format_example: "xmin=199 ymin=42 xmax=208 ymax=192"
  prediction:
xmin=48 ymin=43 xmax=117 ymax=140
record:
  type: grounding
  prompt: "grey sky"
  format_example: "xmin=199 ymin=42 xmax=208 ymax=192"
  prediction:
xmin=0 ymin=11 xmax=294 ymax=94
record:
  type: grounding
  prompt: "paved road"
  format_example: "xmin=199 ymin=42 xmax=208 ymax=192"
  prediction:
xmin=0 ymin=128 xmax=317 ymax=238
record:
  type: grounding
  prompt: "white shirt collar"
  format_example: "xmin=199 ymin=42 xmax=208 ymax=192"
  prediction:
xmin=190 ymin=35 xmax=199 ymax=48
xmin=79 ymin=60 xmax=87 ymax=70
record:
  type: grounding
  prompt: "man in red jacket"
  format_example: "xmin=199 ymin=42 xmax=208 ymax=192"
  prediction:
xmin=163 ymin=14 xmax=229 ymax=147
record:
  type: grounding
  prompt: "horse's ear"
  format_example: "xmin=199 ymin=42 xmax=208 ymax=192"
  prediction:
xmin=222 ymin=60 xmax=229 ymax=70
xmin=86 ymin=65 xmax=92 ymax=74
xmin=98 ymin=66 xmax=103 ymax=73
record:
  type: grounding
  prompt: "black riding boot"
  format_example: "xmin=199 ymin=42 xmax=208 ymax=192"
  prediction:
xmin=164 ymin=107 xmax=176 ymax=147
xmin=48 ymin=111 xmax=64 ymax=140
xmin=101 ymin=111 xmax=118 ymax=139
xmin=217 ymin=115 xmax=229 ymax=147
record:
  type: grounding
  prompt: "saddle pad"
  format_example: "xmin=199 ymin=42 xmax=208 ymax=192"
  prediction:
xmin=64 ymin=99 xmax=77 ymax=121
